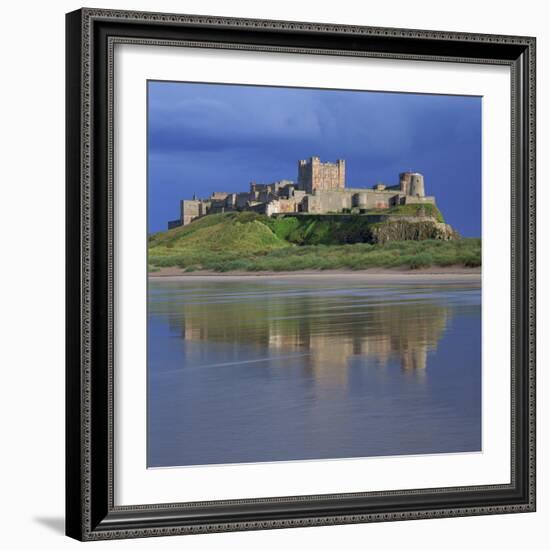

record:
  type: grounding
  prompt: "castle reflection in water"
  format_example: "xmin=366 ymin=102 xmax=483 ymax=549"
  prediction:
xmin=148 ymin=278 xmax=482 ymax=466
xmin=155 ymin=280 xmax=454 ymax=388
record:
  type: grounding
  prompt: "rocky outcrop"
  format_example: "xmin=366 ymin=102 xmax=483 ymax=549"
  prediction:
xmin=369 ymin=218 xmax=460 ymax=244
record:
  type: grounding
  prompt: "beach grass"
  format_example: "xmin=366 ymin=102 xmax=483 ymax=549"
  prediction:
xmin=148 ymin=212 xmax=481 ymax=272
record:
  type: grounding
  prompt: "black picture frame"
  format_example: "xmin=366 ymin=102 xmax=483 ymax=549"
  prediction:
xmin=66 ymin=7 xmax=536 ymax=541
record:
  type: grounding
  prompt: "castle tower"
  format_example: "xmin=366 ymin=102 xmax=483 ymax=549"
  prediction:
xmin=409 ymin=173 xmax=425 ymax=197
xmin=298 ymin=156 xmax=345 ymax=193
xmin=399 ymin=172 xmax=425 ymax=197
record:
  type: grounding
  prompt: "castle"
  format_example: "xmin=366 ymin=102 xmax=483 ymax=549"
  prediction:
xmin=168 ymin=156 xmax=436 ymax=229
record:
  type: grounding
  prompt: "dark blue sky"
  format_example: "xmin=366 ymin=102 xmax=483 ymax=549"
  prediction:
xmin=148 ymin=81 xmax=481 ymax=236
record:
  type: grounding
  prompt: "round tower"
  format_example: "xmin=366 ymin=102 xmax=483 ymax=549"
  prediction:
xmin=409 ymin=173 xmax=425 ymax=197
xmin=399 ymin=172 xmax=412 ymax=194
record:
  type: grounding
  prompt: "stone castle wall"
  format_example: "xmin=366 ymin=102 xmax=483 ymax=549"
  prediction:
xmin=169 ymin=157 xmax=436 ymax=228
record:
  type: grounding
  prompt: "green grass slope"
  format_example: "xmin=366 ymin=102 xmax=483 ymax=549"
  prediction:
xmin=207 ymin=239 xmax=481 ymax=272
xmin=148 ymin=212 xmax=480 ymax=272
xmin=148 ymin=212 xmax=290 ymax=270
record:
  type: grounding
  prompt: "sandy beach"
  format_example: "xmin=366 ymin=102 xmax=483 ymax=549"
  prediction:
xmin=148 ymin=266 xmax=481 ymax=283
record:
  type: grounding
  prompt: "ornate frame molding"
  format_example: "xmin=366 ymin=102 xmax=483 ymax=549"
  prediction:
xmin=66 ymin=8 xmax=536 ymax=541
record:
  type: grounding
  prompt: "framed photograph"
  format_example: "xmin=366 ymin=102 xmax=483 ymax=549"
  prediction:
xmin=65 ymin=8 xmax=536 ymax=541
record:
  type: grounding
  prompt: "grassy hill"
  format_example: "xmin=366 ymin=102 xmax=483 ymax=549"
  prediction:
xmin=148 ymin=212 xmax=289 ymax=270
xmin=148 ymin=212 xmax=480 ymax=272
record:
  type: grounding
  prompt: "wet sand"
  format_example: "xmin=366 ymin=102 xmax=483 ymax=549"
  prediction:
xmin=149 ymin=266 xmax=481 ymax=283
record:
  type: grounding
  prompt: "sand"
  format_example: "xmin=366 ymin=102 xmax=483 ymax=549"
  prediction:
xmin=148 ymin=266 xmax=481 ymax=283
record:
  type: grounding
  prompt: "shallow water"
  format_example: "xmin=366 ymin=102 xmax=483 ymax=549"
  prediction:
xmin=147 ymin=277 xmax=481 ymax=467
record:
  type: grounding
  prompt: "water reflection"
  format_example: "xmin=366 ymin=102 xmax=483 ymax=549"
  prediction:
xmin=147 ymin=278 xmax=481 ymax=467
xmin=154 ymin=281 xmax=453 ymax=385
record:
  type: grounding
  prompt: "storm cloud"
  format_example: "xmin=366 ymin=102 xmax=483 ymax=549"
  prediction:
xmin=148 ymin=81 xmax=481 ymax=236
